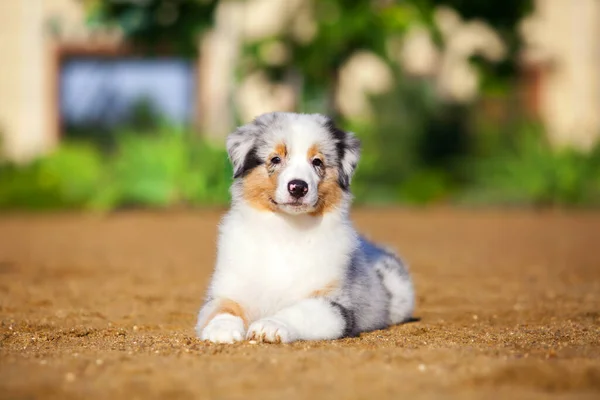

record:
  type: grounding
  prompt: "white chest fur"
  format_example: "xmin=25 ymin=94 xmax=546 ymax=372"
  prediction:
xmin=210 ymin=205 xmax=358 ymax=319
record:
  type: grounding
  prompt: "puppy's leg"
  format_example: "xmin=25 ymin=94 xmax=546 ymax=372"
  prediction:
xmin=246 ymin=298 xmax=353 ymax=343
xmin=196 ymin=298 xmax=247 ymax=344
xmin=374 ymin=255 xmax=414 ymax=325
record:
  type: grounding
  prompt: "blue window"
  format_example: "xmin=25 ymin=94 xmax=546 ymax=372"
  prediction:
xmin=60 ymin=57 xmax=195 ymax=131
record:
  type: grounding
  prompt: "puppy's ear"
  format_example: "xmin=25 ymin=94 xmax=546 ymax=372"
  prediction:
xmin=226 ymin=123 xmax=263 ymax=179
xmin=324 ymin=118 xmax=361 ymax=190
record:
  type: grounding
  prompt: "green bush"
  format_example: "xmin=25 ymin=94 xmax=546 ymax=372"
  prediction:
xmin=0 ymin=127 xmax=232 ymax=211
xmin=461 ymin=128 xmax=600 ymax=206
xmin=0 ymin=161 xmax=63 ymax=210
xmin=110 ymin=132 xmax=192 ymax=208
xmin=2 ymin=122 xmax=599 ymax=210
xmin=183 ymin=139 xmax=232 ymax=206
xmin=349 ymin=78 xmax=464 ymax=205
xmin=0 ymin=143 xmax=104 ymax=210
xmin=41 ymin=143 xmax=105 ymax=207
xmin=103 ymin=128 xmax=231 ymax=209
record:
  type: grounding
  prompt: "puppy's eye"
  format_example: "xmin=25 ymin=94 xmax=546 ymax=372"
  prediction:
xmin=312 ymin=158 xmax=323 ymax=167
xmin=271 ymin=156 xmax=282 ymax=165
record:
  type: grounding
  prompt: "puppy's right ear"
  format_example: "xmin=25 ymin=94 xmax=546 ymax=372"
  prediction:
xmin=226 ymin=123 xmax=264 ymax=179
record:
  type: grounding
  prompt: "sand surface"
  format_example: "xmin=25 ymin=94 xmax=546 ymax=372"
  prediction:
xmin=1 ymin=209 xmax=599 ymax=399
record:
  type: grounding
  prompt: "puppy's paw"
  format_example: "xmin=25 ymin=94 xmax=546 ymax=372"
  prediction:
xmin=246 ymin=318 xmax=295 ymax=344
xmin=200 ymin=314 xmax=245 ymax=344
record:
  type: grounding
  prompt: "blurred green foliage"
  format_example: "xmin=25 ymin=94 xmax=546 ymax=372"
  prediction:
xmin=434 ymin=0 xmax=534 ymax=76
xmin=234 ymin=0 xmax=539 ymax=205
xmin=0 ymin=127 xmax=231 ymax=211
xmin=3 ymin=121 xmax=600 ymax=210
xmin=461 ymin=126 xmax=600 ymax=207
xmin=241 ymin=0 xmax=533 ymax=116
xmin=348 ymin=75 xmax=470 ymax=205
xmin=87 ymin=0 xmax=533 ymax=113
xmin=107 ymin=129 xmax=231 ymax=208
xmin=86 ymin=0 xmax=218 ymax=56
xmin=350 ymin=89 xmax=600 ymax=208
xmin=242 ymin=0 xmax=419 ymax=115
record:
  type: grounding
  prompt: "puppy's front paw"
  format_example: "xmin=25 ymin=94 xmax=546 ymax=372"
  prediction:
xmin=246 ymin=318 xmax=295 ymax=344
xmin=200 ymin=314 xmax=245 ymax=344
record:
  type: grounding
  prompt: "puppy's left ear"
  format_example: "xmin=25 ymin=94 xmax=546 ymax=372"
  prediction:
xmin=226 ymin=123 xmax=263 ymax=179
xmin=324 ymin=118 xmax=361 ymax=190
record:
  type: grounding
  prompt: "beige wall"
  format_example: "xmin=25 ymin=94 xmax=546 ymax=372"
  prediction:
xmin=522 ymin=0 xmax=600 ymax=150
xmin=0 ymin=0 xmax=45 ymax=162
xmin=0 ymin=0 xmax=88 ymax=162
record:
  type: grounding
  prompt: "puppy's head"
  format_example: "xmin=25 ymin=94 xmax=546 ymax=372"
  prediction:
xmin=227 ymin=112 xmax=360 ymax=215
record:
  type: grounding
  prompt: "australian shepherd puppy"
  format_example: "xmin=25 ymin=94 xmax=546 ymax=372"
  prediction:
xmin=196 ymin=112 xmax=415 ymax=343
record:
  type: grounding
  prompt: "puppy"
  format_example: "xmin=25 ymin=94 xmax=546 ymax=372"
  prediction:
xmin=196 ymin=112 xmax=414 ymax=343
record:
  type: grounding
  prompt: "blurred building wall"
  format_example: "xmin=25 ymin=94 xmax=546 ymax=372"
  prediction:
xmin=0 ymin=0 xmax=89 ymax=162
xmin=1 ymin=0 xmax=47 ymax=162
xmin=198 ymin=1 xmax=244 ymax=141
xmin=521 ymin=0 xmax=600 ymax=150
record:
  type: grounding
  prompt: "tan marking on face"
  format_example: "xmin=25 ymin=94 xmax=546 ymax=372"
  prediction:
xmin=307 ymin=144 xmax=321 ymax=161
xmin=308 ymin=144 xmax=326 ymax=176
xmin=309 ymin=168 xmax=344 ymax=216
xmin=274 ymin=143 xmax=287 ymax=158
xmin=201 ymin=299 xmax=248 ymax=330
xmin=242 ymin=143 xmax=288 ymax=212
xmin=309 ymin=280 xmax=339 ymax=298
xmin=266 ymin=144 xmax=286 ymax=175
xmin=242 ymin=167 xmax=278 ymax=211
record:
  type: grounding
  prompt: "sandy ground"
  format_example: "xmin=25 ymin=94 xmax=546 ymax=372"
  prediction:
xmin=0 ymin=208 xmax=599 ymax=399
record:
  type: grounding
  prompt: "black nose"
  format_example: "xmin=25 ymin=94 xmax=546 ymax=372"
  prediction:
xmin=288 ymin=179 xmax=308 ymax=199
